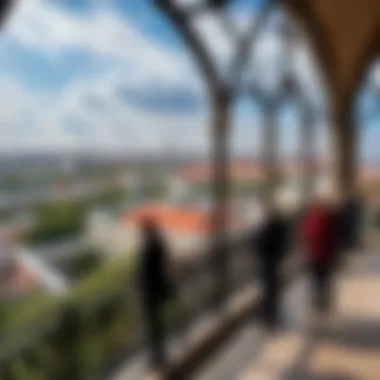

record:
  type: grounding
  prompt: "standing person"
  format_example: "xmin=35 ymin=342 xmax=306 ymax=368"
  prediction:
xmin=339 ymin=190 xmax=364 ymax=253
xmin=138 ymin=219 xmax=172 ymax=372
xmin=254 ymin=200 xmax=290 ymax=330
xmin=301 ymin=196 xmax=340 ymax=314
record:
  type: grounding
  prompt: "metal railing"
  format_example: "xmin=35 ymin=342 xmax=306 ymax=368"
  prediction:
xmin=0 ymin=231 xmax=257 ymax=380
xmin=4 ymin=192 xmax=353 ymax=380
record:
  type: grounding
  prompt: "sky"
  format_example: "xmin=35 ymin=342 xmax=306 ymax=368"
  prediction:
xmin=0 ymin=0 xmax=379 ymax=161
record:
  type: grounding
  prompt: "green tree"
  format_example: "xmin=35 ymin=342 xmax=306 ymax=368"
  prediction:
xmin=27 ymin=202 xmax=86 ymax=245
xmin=64 ymin=249 xmax=104 ymax=279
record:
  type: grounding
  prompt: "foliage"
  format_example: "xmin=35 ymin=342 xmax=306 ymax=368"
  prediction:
xmin=0 ymin=293 xmax=56 ymax=331
xmin=89 ymin=188 xmax=128 ymax=209
xmin=231 ymin=181 xmax=260 ymax=196
xmin=26 ymin=202 xmax=85 ymax=245
xmin=144 ymin=182 xmax=166 ymax=199
xmin=25 ymin=187 xmax=128 ymax=246
xmin=62 ymin=249 xmax=104 ymax=279
xmin=0 ymin=252 xmax=186 ymax=380
xmin=0 ymin=254 xmax=142 ymax=380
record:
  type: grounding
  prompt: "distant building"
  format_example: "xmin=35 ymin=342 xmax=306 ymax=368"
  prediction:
xmin=86 ymin=202 xmax=247 ymax=258
xmin=180 ymin=160 xmax=265 ymax=186
xmin=177 ymin=159 xmax=329 ymax=195
xmin=176 ymin=159 xmax=330 ymax=210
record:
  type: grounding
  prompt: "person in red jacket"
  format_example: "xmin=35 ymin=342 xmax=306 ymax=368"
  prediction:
xmin=301 ymin=196 xmax=340 ymax=314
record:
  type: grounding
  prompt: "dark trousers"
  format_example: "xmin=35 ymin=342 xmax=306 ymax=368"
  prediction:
xmin=261 ymin=266 xmax=280 ymax=328
xmin=347 ymin=226 xmax=361 ymax=251
xmin=143 ymin=294 xmax=167 ymax=370
xmin=310 ymin=262 xmax=333 ymax=313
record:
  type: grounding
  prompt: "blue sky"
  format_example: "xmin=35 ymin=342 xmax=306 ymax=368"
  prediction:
xmin=0 ymin=0 xmax=378 ymax=161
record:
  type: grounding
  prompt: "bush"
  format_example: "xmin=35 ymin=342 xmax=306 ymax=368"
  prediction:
xmin=0 ymin=293 xmax=55 ymax=331
xmin=0 ymin=254 xmax=136 ymax=372
xmin=0 ymin=252 xmax=189 ymax=380
xmin=26 ymin=202 xmax=85 ymax=245
xmin=89 ymin=188 xmax=128 ymax=208
xmin=232 ymin=181 xmax=260 ymax=196
xmin=63 ymin=249 xmax=104 ymax=279
xmin=26 ymin=187 xmax=128 ymax=246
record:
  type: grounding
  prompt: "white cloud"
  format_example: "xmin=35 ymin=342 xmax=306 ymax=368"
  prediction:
xmin=0 ymin=0 xmax=378 ymax=162
xmin=0 ymin=0 xmax=209 ymax=152
xmin=5 ymin=0 xmax=189 ymax=83
xmin=0 ymin=68 xmax=209 ymax=154
xmin=0 ymin=79 xmax=77 ymax=152
xmin=58 ymin=71 xmax=210 ymax=153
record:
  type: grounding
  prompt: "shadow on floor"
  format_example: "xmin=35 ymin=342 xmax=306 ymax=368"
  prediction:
xmin=282 ymin=316 xmax=380 ymax=380
xmin=343 ymin=254 xmax=380 ymax=278
xmin=311 ymin=317 xmax=380 ymax=351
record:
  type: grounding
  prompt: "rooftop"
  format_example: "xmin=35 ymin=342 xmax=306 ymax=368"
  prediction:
xmin=122 ymin=202 xmax=243 ymax=234
xmin=123 ymin=203 xmax=211 ymax=234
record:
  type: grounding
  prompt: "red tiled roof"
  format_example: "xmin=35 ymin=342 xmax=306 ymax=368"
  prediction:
xmin=123 ymin=204 xmax=211 ymax=233
xmin=123 ymin=201 xmax=246 ymax=235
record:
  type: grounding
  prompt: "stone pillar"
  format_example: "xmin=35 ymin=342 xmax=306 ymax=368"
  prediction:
xmin=211 ymin=94 xmax=231 ymax=306
xmin=261 ymin=104 xmax=279 ymax=200
xmin=299 ymin=104 xmax=316 ymax=203
xmin=331 ymin=98 xmax=357 ymax=198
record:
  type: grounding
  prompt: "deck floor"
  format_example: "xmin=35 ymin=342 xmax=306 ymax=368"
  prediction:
xmin=194 ymin=253 xmax=380 ymax=380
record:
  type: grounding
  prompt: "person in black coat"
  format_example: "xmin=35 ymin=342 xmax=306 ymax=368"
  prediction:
xmin=254 ymin=201 xmax=290 ymax=330
xmin=339 ymin=191 xmax=364 ymax=253
xmin=138 ymin=219 xmax=172 ymax=371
